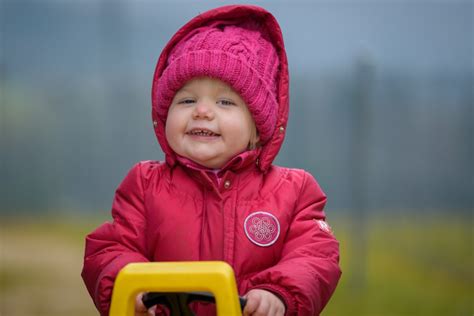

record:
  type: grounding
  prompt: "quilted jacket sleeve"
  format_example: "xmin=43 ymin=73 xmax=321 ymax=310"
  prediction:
xmin=81 ymin=162 xmax=151 ymax=316
xmin=246 ymin=171 xmax=341 ymax=316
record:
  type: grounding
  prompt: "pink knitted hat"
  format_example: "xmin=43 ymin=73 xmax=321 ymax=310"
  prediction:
xmin=154 ymin=19 xmax=280 ymax=144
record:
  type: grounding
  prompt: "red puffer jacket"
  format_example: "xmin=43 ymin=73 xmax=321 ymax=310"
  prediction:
xmin=81 ymin=5 xmax=341 ymax=316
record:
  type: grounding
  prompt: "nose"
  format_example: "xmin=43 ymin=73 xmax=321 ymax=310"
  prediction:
xmin=192 ymin=100 xmax=215 ymax=120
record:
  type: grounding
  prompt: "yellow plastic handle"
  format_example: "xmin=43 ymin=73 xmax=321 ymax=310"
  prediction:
xmin=109 ymin=261 xmax=242 ymax=316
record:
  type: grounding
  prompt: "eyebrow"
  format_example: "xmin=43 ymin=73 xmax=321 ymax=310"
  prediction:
xmin=221 ymin=81 xmax=244 ymax=94
xmin=218 ymin=84 xmax=233 ymax=93
xmin=176 ymin=87 xmax=193 ymax=94
xmin=178 ymin=86 xmax=236 ymax=96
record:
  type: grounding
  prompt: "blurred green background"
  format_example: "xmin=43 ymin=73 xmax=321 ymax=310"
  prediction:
xmin=1 ymin=0 xmax=472 ymax=315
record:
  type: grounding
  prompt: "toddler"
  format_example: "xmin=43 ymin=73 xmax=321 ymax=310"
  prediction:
xmin=82 ymin=5 xmax=341 ymax=316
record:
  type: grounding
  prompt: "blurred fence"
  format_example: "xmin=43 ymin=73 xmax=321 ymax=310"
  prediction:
xmin=1 ymin=0 xmax=472 ymax=214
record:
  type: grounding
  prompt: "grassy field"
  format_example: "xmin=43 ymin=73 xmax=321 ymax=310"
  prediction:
xmin=324 ymin=215 xmax=473 ymax=315
xmin=1 ymin=214 xmax=472 ymax=315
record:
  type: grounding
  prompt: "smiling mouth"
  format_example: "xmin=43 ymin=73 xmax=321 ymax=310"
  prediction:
xmin=186 ymin=129 xmax=221 ymax=137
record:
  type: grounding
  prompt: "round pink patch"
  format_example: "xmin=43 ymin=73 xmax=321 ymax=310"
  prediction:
xmin=244 ymin=211 xmax=280 ymax=247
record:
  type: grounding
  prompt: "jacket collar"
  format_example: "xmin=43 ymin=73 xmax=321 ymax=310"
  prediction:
xmin=176 ymin=148 xmax=260 ymax=176
xmin=173 ymin=149 xmax=260 ymax=193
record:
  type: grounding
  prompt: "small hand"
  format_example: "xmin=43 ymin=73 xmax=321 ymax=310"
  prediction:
xmin=243 ymin=289 xmax=285 ymax=316
xmin=135 ymin=292 xmax=156 ymax=316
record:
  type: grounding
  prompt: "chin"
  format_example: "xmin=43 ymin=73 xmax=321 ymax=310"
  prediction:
xmin=198 ymin=160 xmax=222 ymax=169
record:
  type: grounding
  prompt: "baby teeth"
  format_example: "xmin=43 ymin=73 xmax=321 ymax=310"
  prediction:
xmin=190 ymin=129 xmax=216 ymax=136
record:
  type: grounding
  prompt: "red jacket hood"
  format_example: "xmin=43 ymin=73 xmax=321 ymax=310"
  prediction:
xmin=151 ymin=5 xmax=289 ymax=172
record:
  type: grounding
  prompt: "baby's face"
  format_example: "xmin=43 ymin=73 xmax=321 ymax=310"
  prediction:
xmin=165 ymin=77 xmax=259 ymax=169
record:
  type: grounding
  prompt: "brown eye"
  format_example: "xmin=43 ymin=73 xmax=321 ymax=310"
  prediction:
xmin=179 ymin=99 xmax=195 ymax=105
xmin=217 ymin=99 xmax=236 ymax=106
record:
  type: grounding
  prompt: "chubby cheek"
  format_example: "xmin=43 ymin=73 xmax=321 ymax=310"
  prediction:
xmin=227 ymin=127 xmax=253 ymax=151
xmin=225 ymin=113 xmax=254 ymax=140
xmin=165 ymin=114 xmax=183 ymax=153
